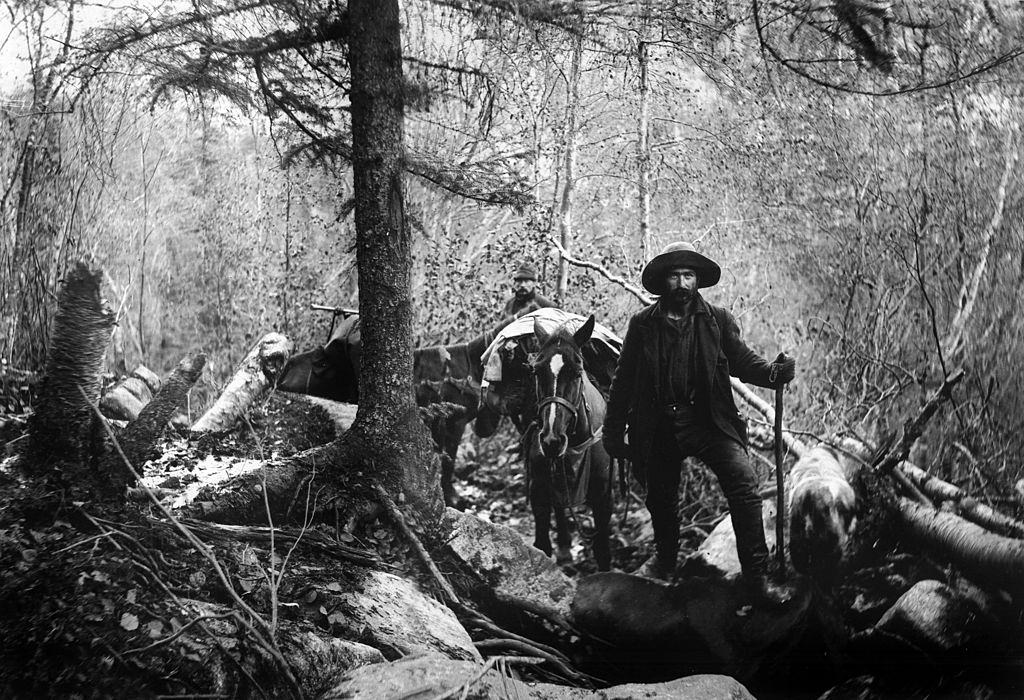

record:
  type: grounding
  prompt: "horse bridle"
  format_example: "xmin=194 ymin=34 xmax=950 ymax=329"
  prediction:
xmin=533 ymin=353 xmax=586 ymax=435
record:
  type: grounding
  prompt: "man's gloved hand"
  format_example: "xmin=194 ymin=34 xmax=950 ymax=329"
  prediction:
xmin=770 ymin=352 xmax=796 ymax=385
xmin=603 ymin=434 xmax=631 ymax=460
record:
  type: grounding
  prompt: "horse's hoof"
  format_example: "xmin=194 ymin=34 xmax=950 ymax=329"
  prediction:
xmin=555 ymin=546 xmax=573 ymax=566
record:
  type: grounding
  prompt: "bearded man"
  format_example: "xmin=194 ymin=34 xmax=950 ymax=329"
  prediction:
xmin=603 ymin=242 xmax=796 ymax=606
xmin=502 ymin=263 xmax=556 ymax=320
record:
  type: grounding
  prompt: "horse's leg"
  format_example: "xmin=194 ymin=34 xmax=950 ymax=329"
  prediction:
xmin=440 ymin=419 xmax=466 ymax=509
xmin=530 ymin=455 xmax=553 ymax=557
xmin=589 ymin=454 xmax=613 ymax=571
xmin=553 ymin=506 xmax=573 ymax=565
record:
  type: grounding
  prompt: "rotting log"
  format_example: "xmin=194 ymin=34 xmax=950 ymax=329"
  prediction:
xmin=896 ymin=498 xmax=1024 ymax=591
xmin=730 ymin=378 xmax=808 ymax=458
xmin=105 ymin=353 xmax=206 ymax=487
xmin=25 ymin=263 xmax=115 ymax=489
xmin=899 ymin=462 xmax=1024 ymax=539
xmin=191 ymin=333 xmax=292 ymax=434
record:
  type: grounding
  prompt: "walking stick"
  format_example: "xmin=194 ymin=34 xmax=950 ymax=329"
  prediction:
xmin=772 ymin=352 xmax=790 ymax=580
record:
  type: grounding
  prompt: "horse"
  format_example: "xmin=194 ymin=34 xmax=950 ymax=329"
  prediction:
xmin=275 ymin=316 xmax=502 ymax=508
xmin=528 ymin=314 xmax=612 ymax=571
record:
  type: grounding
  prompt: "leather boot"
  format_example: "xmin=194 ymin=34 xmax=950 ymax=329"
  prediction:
xmin=747 ymin=575 xmax=795 ymax=607
xmin=632 ymin=553 xmax=676 ymax=581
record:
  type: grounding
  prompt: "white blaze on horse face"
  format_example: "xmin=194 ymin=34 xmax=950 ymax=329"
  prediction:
xmin=547 ymin=354 xmax=564 ymax=433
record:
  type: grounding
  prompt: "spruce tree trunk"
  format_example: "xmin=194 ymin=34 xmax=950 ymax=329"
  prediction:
xmin=346 ymin=0 xmax=442 ymax=525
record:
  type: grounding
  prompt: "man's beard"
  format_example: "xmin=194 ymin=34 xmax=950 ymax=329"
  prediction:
xmin=664 ymin=287 xmax=695 ymax=310
xmin=514 ymin=288 xmax=533 ymax=300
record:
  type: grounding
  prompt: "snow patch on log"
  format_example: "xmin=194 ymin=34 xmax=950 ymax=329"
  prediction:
xmin=191 ymin=333 xmax=292 ymax=433
xmin=140 ymin=453 xmax=264 ymax=509
xmin=440 ymin=507 xmax=576 ymax=621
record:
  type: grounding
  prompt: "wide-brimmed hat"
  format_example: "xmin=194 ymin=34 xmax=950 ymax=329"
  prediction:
xmin=641 ymin=241 xmax=721 ymax=295
xmin=513 ymin=263 xmax=538 ymax=281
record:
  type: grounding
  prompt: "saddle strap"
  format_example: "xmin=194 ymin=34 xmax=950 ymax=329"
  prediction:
xmin=565 ymin=425 xmax=603 ymax=458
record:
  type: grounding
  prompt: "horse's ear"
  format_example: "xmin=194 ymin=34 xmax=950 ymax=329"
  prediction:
xmin=573 ymin=315 xmax=596 ymax=347
xmin=533 ymin=317 xmax=551 ymax=345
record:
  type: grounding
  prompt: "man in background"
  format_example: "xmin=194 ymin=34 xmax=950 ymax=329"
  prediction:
xmin=502 ymin=263 xmax=556 ymax=320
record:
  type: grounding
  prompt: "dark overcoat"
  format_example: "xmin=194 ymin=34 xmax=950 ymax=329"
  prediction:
xmin=604 ymin=295 xmax=776 ymax=470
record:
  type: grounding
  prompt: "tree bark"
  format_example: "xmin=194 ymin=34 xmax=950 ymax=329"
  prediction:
xmin=25 ymin=262 xmax=115 ymax=493
xmin=108 ymin=352 xmax=206 ymax=484
xmin=191 ymin=333 xmax=291 ymax=433
xmin=637 ymin=38 xmax=652 ymax=261
xmin=556 ymin=36 xmax=582 ymax=305
xmin=896 ymin=498 xmax=1024 ymax=591
xmin=346 ymin=0 xmax=442 ymax=525
xmin=942 ymin=133 xmax=1017 ymax=360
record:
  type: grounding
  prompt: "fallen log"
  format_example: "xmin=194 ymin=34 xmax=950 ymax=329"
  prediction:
xmin=898 ymin=462 xmax=1024 ymax=539
xmin=730 ymin=378 xmax=808 ymax=457
xmin=105 ymin=353 xmax=206 ymax=485
xmin=843 ymin=436 xmax=1024 ymax=539
xmin=191 ymin=333 xmax=292 ymax=433
xmin=896 ymin=498 xmax=1024 ymax=593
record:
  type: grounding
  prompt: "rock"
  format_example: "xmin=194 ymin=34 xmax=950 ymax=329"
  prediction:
xmin=321 ymin=651 xmax=755 ymax=700
xmin=284 ymin=633 xmax=384 ymax=693
xmin=874 ymin=579 xmax=983 ymax=654
xmin=693 ymin=498 xmax=778 ymax=580
xmin=440 ymin=507 xmax=576 ymax=620
xmin=324 ymin=568 xmax=480 ymax=662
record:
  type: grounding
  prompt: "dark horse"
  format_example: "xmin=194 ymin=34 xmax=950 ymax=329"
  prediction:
xmin=275 ymin=316 xmax=501 ymax=507
xmin=528 ymin=314 xmax=612 ymax=571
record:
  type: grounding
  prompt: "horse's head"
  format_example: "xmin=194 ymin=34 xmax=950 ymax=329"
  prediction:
xmin=276 ymin=315 xmax=360 ymax=403
xmin=531 ymin=314 xmax=595 ymax=459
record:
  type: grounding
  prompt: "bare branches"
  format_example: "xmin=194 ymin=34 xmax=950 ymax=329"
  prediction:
xmin=752 ymin=0 xmax=1024 ymax=96
xmin=547 ymin=233 xmax=652 ymax=305
xmin=873 ymin=368 xmax=966 ymax=475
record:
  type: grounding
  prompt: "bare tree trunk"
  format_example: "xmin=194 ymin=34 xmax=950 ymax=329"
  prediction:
xmin=637 ymin=38 xmax=652 ymax=262
xmin=556 ymin=37 xmax=583 ymax=305
xmin=942 ymin=133 xmax=1017 ymax=359
xmin=346 ymin=0 xmax=442 ymax=524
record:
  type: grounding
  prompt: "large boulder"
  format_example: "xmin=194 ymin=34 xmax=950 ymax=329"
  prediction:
xmin=440 ymin=507 xmax=576 ymax=620
xmin=323 ymin=568 xmax=481 ymax=662
xmin=873 ymin=579 xmax=992 ymax=655
xmin=693 ymin=498 xmax=778 ymax=580
xmin=321 ymin=652 xmax=755 ymax=699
